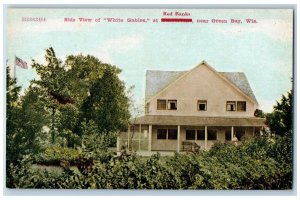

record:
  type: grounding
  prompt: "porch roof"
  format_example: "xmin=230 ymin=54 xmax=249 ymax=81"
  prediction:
xmin=130 ymin=115 xmax=266 ymax=127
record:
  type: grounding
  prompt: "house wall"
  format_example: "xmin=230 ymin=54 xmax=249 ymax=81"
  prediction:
xmin=181 ymin=126 xmax=226 ymax=150
xmin=117 ymin=125 xmax=257 ymax=152
xmin=150 ymin=125 xmax=256 ymax=151
xmin=147 ymin=64 xmax=258 ymax=117
xmin=151 ymin=125 xmax=180 ymax=151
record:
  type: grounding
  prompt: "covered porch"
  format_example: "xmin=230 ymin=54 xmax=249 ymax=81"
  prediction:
xmin=117 ymin=115 xmax=266 ymax=152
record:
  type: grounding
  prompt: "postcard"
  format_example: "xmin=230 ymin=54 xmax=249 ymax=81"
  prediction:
xmin=5 ymin=6 xmax=294 ymax=192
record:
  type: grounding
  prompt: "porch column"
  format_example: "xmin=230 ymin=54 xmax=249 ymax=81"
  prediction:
xmin=117 ymin=135 xmax=120 ymax=151
xmin=139 ymin=124 xmax=142 ymax=151
xmin=148 ymin=125 xmax=152 ymax=151
xmin=205 ymin=126 xmax=208 ymax=150
xmin=177 ymin=125 xmax=181 ymax=153
xmin=127 ymin=125 xmax=130 ymax=149
xmin=231 ymin=126 xmax=234 ymax=141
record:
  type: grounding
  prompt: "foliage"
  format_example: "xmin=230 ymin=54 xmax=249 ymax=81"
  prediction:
xmin=6 ymin=67 xmax=46 ymax=163
xmin=18 ymin=87 xmax=51 ymax=153
xmin=6 ymin=66 xmax=22 ymax=164
xmin=34 ymin=146 xmax=82 ymax=166
xmin=6 ymin=48 xmax=293 ymax=190
xmin=79 ymin=66 xmax=130 ymax=134
xmin=80 ymin=121 xmax=117 ymax=162
xmin=7 ymin=137 xmax=292 ymax=189
xmin=79 ymin=120 xmax=117 ymax=148
xmin=254 ymin=109 xmax=264 ymax=118
xmin=28 ymin=47 xmax=129 ymax=145
xmin=266 ymin=89 xmax=293 ymax=137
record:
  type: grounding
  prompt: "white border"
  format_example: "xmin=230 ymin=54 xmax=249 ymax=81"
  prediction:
xmin=1 ymin=0 xmax=299 ymax=199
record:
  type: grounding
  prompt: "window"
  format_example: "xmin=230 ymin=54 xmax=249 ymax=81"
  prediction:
xmin=198 ymin=100 xmax=207 ymax=111
xmin=157 ymin=99 xmax=177 ymax=110
xmin=208 ymin=130 xmax=217 ymax=140
xmin=143 ymin=130 xmax=148 ymax=138
xmin=225 ymin=130 xmax=232 ymax=141
xmin=237 ymin=101 xmax=246 ymax=111
xmin=157 ymin=129 xmax=167 ymax=139
xmin=168 ymin=129 xmax=178 ymax=140
xmin=236 ymin=130 xmax=245 ymax=141
xmin=167 ymin=100 xmax=177 ymax=110
xmin=157 ymin=100 xmax=166 ymax=110
xmin=186 ymin=130 xmax=196 ymax=140
xmin=197 ymin=130 xmax=205 ymax=140
xmin=145 ymin=103 xmax=150 ymax=114
xmin=226 ymin=101 xmax=236 ymax=111
xmin=157 ymin=129 xmax=178 ymax=140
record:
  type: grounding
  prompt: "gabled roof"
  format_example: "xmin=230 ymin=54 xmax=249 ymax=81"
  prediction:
xmin=145 ymin=70 xmax=187 ymax=101
xmin=145 ymin=62 xmax=258 ymax=104
xmin=220 ymin=72 xmax=258 ymax=104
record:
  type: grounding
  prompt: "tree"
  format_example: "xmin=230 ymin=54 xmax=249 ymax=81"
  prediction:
xmin=254 ymin=109 xmax=264 ymax=118
xmin=266 ymin=89 xmax=293 ymax=136
xmin=6 ymin=66 xmax=22 ymax=163
xmin=80 ymin=66 xmax=130 ymax=134
xmin=7 ymin=66 xmax=49 ymax=164
xmin=30 ymin=48 xmax=103 ymax=145
xmin=31 ymin=47 xmax=71 ymax=144
xmin=29 ymin=47 xmax=130 ymax=145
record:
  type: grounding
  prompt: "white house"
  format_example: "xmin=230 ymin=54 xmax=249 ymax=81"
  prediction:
xmin=117 ymin=61 xmax=265 ymax=152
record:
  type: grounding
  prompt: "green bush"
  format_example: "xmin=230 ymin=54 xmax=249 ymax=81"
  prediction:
xmin=34 ymin=146 xmax=82 ymax=165
xmin=7 ymin=137 xmax=292 ymax=189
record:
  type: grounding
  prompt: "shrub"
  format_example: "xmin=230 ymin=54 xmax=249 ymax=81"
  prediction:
xmin=34 ymin=146 xmax=82 ymax=165
xmin=7 ymin=137 xmax=293 ymax=189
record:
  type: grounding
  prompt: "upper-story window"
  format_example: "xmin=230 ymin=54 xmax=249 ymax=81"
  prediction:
xmin=167 ymin=100 xmax=177 ymax=110
xmin=157 ymin=99 xmax=177 ymax=110
xmin=226 ymin=101 xmax=236 ymax=111
xmin=157 ymin=99 xmax=166 ymax=110
xmin=197 ymin=100 xmax=207 ymax=111
xmin=226 ymin=101 xmax=246 ymax=112
xmin=237 ymin=101 xmax=246 ymax=111
xmin=145 ymin=102 xmax=150 ymax=114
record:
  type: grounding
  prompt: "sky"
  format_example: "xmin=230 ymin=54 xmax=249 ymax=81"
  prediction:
xmin=6 ymin=8 xmax=293 ymax=112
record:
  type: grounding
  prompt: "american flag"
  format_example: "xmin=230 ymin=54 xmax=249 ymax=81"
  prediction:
xmin=15 ymin=56 xmax=28 ymax=69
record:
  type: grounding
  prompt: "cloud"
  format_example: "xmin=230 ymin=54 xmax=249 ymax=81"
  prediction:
xmin=29 ymin=34 xmax=144 ymax=66
xmin=89 ymin=50 xmax=115 ymax=64
xmin=103 ymin=35 xmax=144 ymax=52
xmin=216 ymin=19 xmax=293 ymax=42
xmin=89 ymin=34 xmax=144 ymax=64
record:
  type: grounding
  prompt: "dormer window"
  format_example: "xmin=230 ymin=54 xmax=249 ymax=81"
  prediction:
xmin=167 ymin=100 xmax=177 ymax=110
xmin=197 ymin=100 xmax=207 ymax=111
xmin=226 ymin=101 xmax=236 ymax=111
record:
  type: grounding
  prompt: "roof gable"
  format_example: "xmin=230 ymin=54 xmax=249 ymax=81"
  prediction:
xmin=145 ymin=62 xmax=258 ymax=104
xmin=220 ymin=72 xmax=258 ymax=104
xmin=145 ymin=70 xmax=186 ymax=102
